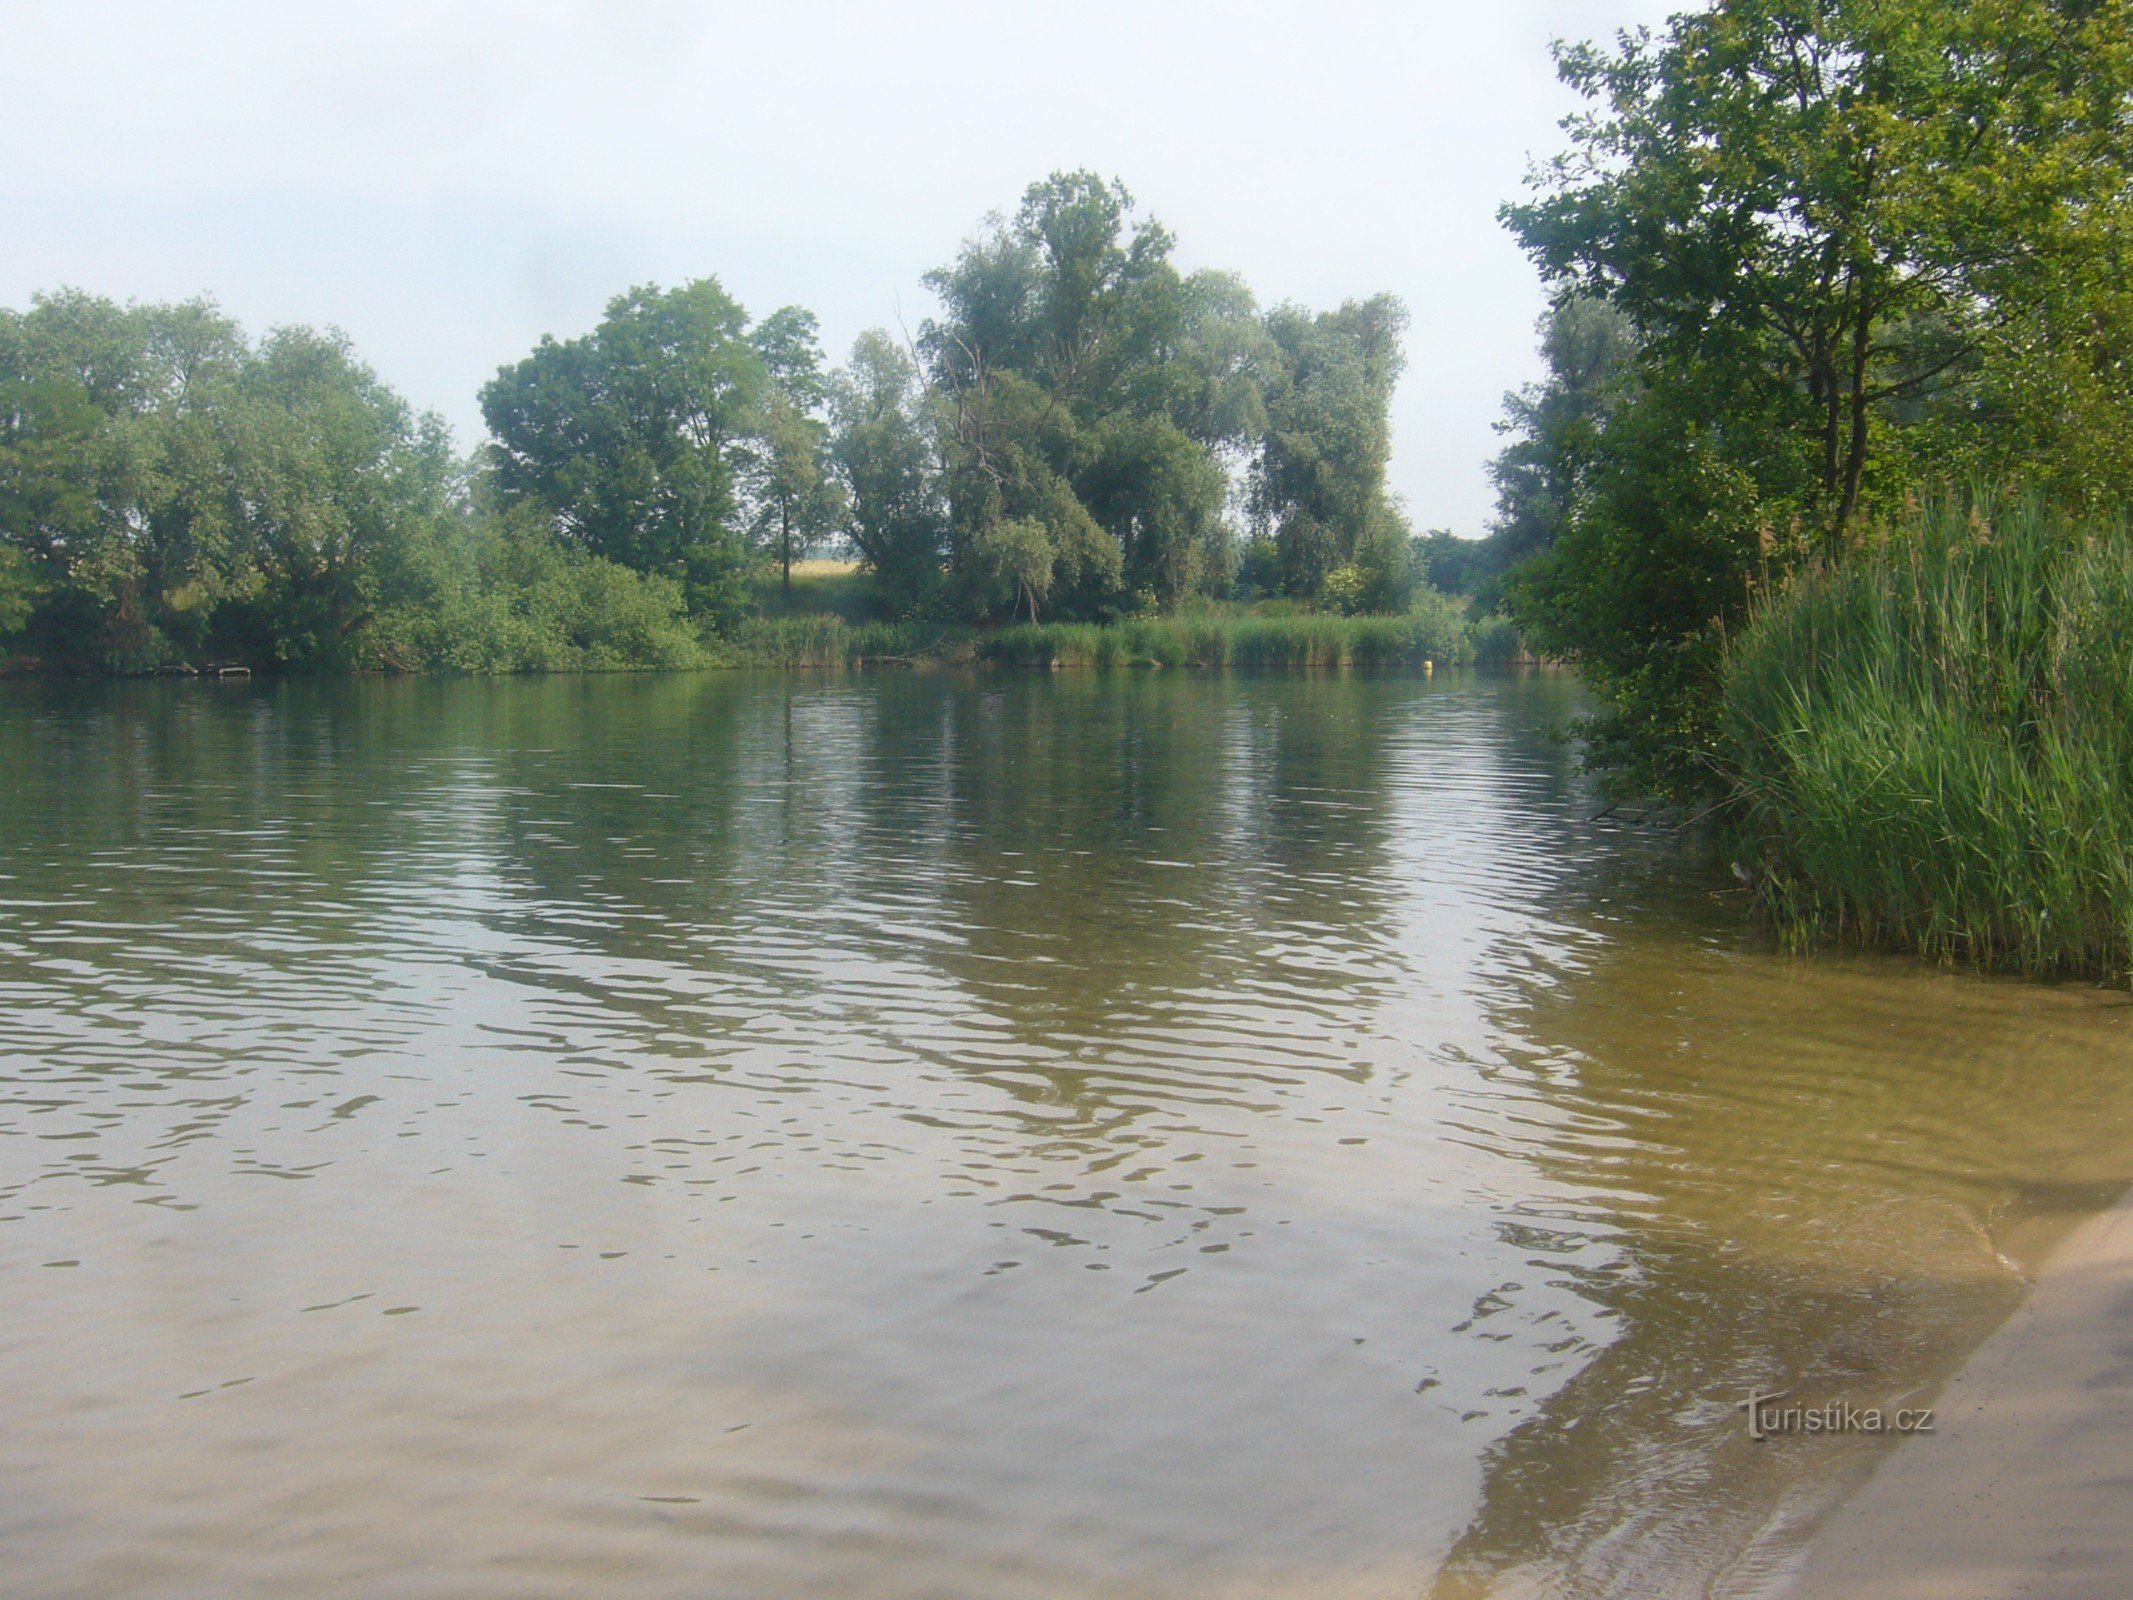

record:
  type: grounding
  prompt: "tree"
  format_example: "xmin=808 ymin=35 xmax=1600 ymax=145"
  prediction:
xmin=228 ymin=327 xmax=459 ymax=669
xmin=1501 ymin=0 xmax=2133 ymax=795
xmin=970 ymin=516 xmax=1053 ymax=623
xmin=1488 ymin=296 xmax=1637 ymax=571
xmin=743 ymin=307 xmax=844 ymax=596
xmin=1 ymin=291 xmax=454 ymax=671
xmin=828 ymin=331 xmax=945 ymax=614
xmin=917 ymin=171 xmax=1253 ymax=620
xmin=481 ymin=279 xmax=766 ymax=623
xmin=1251 ymin=295 xmax=1411 ymax=599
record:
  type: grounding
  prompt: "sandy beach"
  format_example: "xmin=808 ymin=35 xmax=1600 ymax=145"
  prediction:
xmin=1785 ymin=1185 xmax=2133 ymax=1599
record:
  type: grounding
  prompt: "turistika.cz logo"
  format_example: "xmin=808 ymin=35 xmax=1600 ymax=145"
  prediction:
xmin=1736 ymin=1389 xmax=1935 ymax=1441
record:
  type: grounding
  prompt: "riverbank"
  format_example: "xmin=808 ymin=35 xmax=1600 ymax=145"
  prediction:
xmin=2 ymin=598 xmax=1530 ymax=680
xmin=720 ymin=603 xmax=1488 ymax=670
xmin=1785 ymin=1181 xmax=2133 ymax=1599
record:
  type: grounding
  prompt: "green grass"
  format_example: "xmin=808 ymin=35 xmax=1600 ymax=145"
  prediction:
xmin=1721 ymin=495 xmax=2133 ymax=981
xmin=746 ymin=560 xmax=880 ymax=623
xmin=976 ymin=600 xmax=1473 ymax=669
xmin=718 ymin=593 xmax=1480 ymax=672
xmin=715 ymin=616 xmax=973 ymax=667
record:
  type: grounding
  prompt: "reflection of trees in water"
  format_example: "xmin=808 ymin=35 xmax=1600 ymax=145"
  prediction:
xmin=1431 ymin=923 xmax=2133 ymax=1599
xmin=19 ymin=673 xmax=2133 ymax=1598
xmin=421 ymin=672 xmax=1429 ymax=1137
xmin=908 ymin=674 xmax=1416 ymax=1107
xmin=0 ymin=671 xmax=1615 ymax=1196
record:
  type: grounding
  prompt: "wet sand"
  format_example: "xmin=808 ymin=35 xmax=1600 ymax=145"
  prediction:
xmin=1786 ymin=1186 xmax=2133 ymax=1600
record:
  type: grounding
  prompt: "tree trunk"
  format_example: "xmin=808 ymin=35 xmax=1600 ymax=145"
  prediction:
xmin=1833 ymin=309 xmax=1872 ymax=547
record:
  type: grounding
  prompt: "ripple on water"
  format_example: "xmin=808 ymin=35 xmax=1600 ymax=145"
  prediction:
xmin=2 ymin=670 xmax=2129 ymax=1600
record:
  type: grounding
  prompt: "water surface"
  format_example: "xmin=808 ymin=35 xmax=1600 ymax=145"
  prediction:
xmin=2 ymin=671 xmax=2128 ymax=1599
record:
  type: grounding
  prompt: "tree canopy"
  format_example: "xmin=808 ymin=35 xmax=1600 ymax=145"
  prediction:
xmin=1493 ymin=0 xmax=2133 ymax=795
xmin=1 ymin=171 xmax=1428 ymax=671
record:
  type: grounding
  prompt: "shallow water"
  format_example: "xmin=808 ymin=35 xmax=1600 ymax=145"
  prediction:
xmin=1 ymin=670 xmax=2127 ymax=1600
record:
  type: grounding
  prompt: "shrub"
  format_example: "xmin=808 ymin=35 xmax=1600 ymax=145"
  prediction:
xmin=1469 ymin=613 xmax=1527 ymax=665
xmin=373 ymin=518 xmax=704 ymax=673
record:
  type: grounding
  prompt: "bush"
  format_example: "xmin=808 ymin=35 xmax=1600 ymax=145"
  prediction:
xmin=1322 ymin=564 xmax=1372 ymax=615
xmin=1722 ymin=494 xmax=2133 ymax=980
xmin=1469 ymin=613 xmax=1527 ymax=665
xmin=373 ymin=517 xmax=704 ymax=673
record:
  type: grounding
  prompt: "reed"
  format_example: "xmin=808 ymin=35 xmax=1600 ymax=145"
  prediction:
xmin=718 ymin=616 xmax=973 ymax=667
xmin=1721 ymin=495 xmax=2133 ymax=981
xmin=976 ymin=604 xmax=1472 ymax=669
xmin=721 ymin=593 xmax=1480 ymax=674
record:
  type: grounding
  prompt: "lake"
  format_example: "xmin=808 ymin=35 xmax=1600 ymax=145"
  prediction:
xmin=2 ymin=670 xmax=2128 ymax=1599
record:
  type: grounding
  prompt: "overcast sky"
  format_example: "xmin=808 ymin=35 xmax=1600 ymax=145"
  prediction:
xmin=0 ymin=1 xmax=1678 ymax=536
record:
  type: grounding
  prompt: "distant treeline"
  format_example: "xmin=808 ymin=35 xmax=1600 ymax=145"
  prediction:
xmin=0 ymin=173 xmax=1459 ymax=676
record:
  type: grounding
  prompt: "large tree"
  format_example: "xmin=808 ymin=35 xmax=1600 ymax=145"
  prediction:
xmin=744 ymin=307 xmax=844 ymax=596
xmin=481 ymin=279 xmax=766 ymax=622
xmin=1502 ymin=0 xmax=2133 ymax=796
xmin=1 ymin=291 xmax=454 ymax=671
xmin=827 ymin=330 xmax=946 ymax=615
xmin=1251 ymin=294 xmax=1412 ymax=599
xmin=917 ymin=171 xmax=1272 ymax=619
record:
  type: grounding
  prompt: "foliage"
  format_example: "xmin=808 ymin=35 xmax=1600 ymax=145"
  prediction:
xmin=897 ymin=171 xmax=1410 ymax=622
xmin=1468 ymin=296 xmax=1639 ymax=605
xmin=827 ymin=331 xmax=946 ymax=615
xmin=745 ymin=307 xmax=846 ymax=594
xmin=3 ymin=174 xmax=1432 ymax=673
xmin=371 ymin=507 xmax=704 ymax=673
xmin=916 ymin=173 xmax=1239 ymax=621
xmin=978 ymin=590 xmax=1472 ymax=669
xmin=1467 ymin=613 xmax=1529 ymax=666
xmin=1723 ymin=495 xmax=2133 ymax=980
xmin=1500 ymin=0 xmax=2133 ymax=795
xmin=1252 ymin=296 xmax=1413 ymax=599
xmin=0 ymin=290 xmax=459 ymax=673
xmin=1504 ymin=381 xmax=1767 ymax=797
xmin=480 ymin=279 xmax=765 ymax=626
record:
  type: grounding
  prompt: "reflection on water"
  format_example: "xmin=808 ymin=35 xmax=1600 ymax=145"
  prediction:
xmin=0 ymin=671 xmax=2126 ymax=1600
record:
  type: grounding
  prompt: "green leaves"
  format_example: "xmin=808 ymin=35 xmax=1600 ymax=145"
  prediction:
xmin=481 ymin=278 xmax=764 ymax=618
xmin=1500 ymin=0 xmax=2133 ymax=795
xmin=0 ymin=293 xmax=451 ymax=672
xmin=1252 ymin=295 xmax=1411 ymax=600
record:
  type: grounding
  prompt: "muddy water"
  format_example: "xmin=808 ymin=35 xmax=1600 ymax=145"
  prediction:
xmin=1 ymin=671 xmax=2127 ymax=1600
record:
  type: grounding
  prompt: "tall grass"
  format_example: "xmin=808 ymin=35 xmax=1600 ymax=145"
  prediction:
xmin=977 ymin=603 xmax=1473 ymax=669
xmin=746 ymin=560 xmax=880 ymax=622
xmin=717 ymin=616 xmax=972 ymax=667
xmin=723 ymin=598 xmax=1478 ymax=671
xmin=1722 ymin=495 xmax=2133 ymax=980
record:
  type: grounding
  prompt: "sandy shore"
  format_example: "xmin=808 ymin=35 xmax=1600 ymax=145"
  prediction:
xmin=1784 ymin=1185 xmax=2133 ymax=1599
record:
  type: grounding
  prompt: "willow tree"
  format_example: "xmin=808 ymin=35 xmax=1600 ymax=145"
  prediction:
xmin=1251 ymin=294 xmax=1411 ymax=600
xmin=917 ymin=172 xmax=1273 ymax=620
